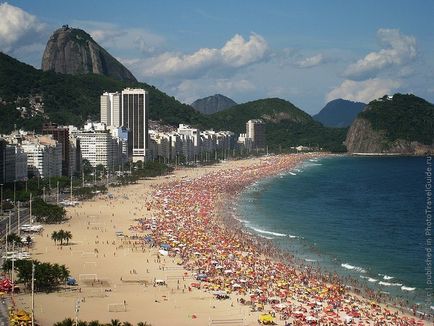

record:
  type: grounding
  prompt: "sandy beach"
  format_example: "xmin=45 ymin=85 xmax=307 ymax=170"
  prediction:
xmin=13 ymin=154 xmax=429 ymax=325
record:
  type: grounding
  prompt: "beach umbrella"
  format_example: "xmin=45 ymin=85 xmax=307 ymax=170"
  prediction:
xmin=258 ymin=314 xmax=274 ymax=324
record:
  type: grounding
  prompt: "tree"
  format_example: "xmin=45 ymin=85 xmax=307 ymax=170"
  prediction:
xmin=7 ymin=233 xmax=22 ymax=246
xmin=64 ymin=230 xmax=72 ymax=245
xmin=110 ymin=320 xmax=121 ymax=326
xmin=51 ymin=231 xmax=59 ymax=245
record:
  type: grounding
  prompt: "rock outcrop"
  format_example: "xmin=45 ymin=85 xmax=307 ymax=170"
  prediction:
xmin=345 ymin=94 xmax=434 ymax=155
xmin=41 ymin=25 xmax=137 ymax=82
xmin=191 ymin=94 xmax=237 ymax=115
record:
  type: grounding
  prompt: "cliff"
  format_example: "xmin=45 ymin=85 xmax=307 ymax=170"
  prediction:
xmin=191 ymin=94 xmax=237 ymax=115
xmin=41 ymin=26 xmax=137 ymax=82
xmin=345 ymin=94 xmax=434 ymax=155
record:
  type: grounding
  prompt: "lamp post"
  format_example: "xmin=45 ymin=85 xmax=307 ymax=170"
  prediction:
xmin=70 ymin=175 xmax=73 ymax=203
xmin=0 ymin=183 xmax=3 ymax=215
xmin=29 ymin=193 xmax=32 ymax=224
xmin=57 ymin=181 xmax=59 ymax=205
xmin=17 ymin=201 xmax=20 ymax=236
xmin=31 ymin=262 xmax=35 ymax=326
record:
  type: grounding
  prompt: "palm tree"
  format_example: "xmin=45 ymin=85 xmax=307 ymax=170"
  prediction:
xmin=51 ymin=231 xmax=59 ymax=245
xmin=110 ymin=320 xmax=121 ymax=326
xmin=64 ymin=230 xmax=72 ymax=244
xmin=122 ymin=323 xmax=132 ymax=326
xmin=88 ymin=321 xmax=100 ymax=326
xmin=58 ymin=229 xmax=65 ymax=245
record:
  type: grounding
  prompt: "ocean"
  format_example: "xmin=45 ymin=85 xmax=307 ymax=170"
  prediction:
xmin=237 ymin=155 xmax=432 ymax=312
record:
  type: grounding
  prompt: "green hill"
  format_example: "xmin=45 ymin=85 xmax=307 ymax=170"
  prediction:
xmin=345 ymin=94 xmax=434 ymax=154
xmin=359 ymin=94 xmax=434 ymax=145
xmin=0 ymin=52 xmax=347 ymax=152
xmin=0 ymin=52 xmax=207 ymax=133
xmin=208 ymin=98 xmax=347 ymax=152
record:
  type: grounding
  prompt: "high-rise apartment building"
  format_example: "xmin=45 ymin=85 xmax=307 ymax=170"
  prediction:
xmin=100 ymin=92 xmax=121 ymax=127
xmin=42 ymin=123 xmax=70 ymax=176
xmin=101 ymin=89 xmax=148 ymax=161
xmin=246 ymin=119 xmax=266 ymax=149
xmin=121 ymin=88 xmax=148 ymax=161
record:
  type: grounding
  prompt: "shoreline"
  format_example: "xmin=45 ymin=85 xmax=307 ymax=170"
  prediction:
xmin=224 ymin=156 xmax=429 ymax=318
xmin=14 ymin=153 xmax=429 ymax=325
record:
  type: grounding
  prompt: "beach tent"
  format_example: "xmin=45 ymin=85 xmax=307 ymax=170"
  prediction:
xmin=158 ymin=249 xmax=168 ymax=256
xmin=67 ymin=277 xmax=77 ymax=286
xmin=258 ymin=314 xmax=274 ymax=325
xmin=160 ymin=243 xmax=170 ymax=250
xmin=196 ymin=273 xmax=208 ymax=280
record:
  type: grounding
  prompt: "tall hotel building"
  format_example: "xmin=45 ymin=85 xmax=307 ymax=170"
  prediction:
xmin=122 ymin=88 xmax=148 ymax=161
xmin=101 ymin=88 xmax=148 ymax=161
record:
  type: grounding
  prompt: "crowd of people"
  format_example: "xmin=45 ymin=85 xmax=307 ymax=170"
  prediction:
xmin=130 ymin=154 xmax=428 ymax=325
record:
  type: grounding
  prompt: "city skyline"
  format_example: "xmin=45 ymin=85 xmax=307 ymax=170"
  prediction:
xmin=1 ymin=1 xmax=433 ymax=114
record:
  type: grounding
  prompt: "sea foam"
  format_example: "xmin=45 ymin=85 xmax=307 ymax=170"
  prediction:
xmin=250 ymin=226 xmax=287 ymax=237
xmin=341 ymin=263 xmax=367 ymax=273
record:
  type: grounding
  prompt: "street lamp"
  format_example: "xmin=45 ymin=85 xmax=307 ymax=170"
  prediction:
xmin=57 ymin=181 xmax=59 ymax=205
xmin=0 ymin=183 xmax=3 ymax=215
xmin=13 ymin=181 xmax=16 ymax=205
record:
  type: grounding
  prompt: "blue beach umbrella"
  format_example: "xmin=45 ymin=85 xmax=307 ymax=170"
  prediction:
xmin=160 ymin=244 xmax=170 ymax=250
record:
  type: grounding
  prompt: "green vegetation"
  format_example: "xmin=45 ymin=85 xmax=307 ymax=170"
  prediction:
xmin=2 ymin=259 xmax=69 ymax=292
xmin=208 ymin=98 xmax=347 ymax=152
xmin=32 ymin=198 xmax=66 ymax=223
xmin=360 ymin=94 xmax=434 ymax=145
xmin=0 ymin=52 xmax=348 ymax=152
xmin=0 ymin=52 xmax=208 ymax=133
xmin=51 ymin=229 xmax=72 ymax=245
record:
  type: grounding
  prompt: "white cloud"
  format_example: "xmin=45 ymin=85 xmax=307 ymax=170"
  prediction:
xmin=0 ymin=3 xmax=46 ymax=52
xmin=73 ymin=20 xmax=166 ymax=55
xmin=326 ymin=78 xmax=400 ymax=103
xmin=129 ymin=33 xmax=269 ymax=79
xmin=344 ymin=29 xmax=416 ymax=80
xmin=295 ymin=53 xmax=325 ymax=68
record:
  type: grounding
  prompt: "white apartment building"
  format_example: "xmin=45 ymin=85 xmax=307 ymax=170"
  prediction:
xmin=177 ymin=124 xmax=200 ymax=159
xmin=76 ymin=122 xmax=119 ymax=169
xmin=100 ymin=92 xmax=122 ymax=127
xmin=246 ymin=119 xmax=266 ymax=149
xmin=21 ymin=135 xmax=62 ymax=178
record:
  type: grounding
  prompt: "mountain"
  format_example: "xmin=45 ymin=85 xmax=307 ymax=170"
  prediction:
xmin=208 ymin=98 xmax=348 ymax=152
xmin=0 ymin=52 xmax=207 ymax=133
xmin=313 ymin=99 xmax=366 ymax=127
xmin=191 ymin=94 xmax=237 ymax=115
xmin=41 ymin=25 xmax=137 ymax=82
xmin=345 ymin=94 xmax=434 ymax=155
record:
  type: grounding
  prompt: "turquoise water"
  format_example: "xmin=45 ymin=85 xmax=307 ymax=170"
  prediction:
xmin=238 ymin=155 xmax=432 ymax=311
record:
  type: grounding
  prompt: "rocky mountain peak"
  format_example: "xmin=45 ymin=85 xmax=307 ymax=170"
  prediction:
xmin=41 ymin=25 xmax=137 ymax=82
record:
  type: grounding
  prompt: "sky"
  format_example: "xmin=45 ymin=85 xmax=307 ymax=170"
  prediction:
xmin=1 ymin=0 xmax=433 ymax=114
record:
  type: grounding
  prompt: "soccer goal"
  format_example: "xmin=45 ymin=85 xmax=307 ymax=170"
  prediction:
xmin=108 ymin=302 xmax=126 ymax=312
xmin=78 ymin=273 xmax=98 ymax=281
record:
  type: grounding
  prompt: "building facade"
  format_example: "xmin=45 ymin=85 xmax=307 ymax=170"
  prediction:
xmin=42 ymin=123 xmax=70 ymax=176
xmin=246 ymin=119 xmax=266 ymax=149
xmin=121 ymin=88 xmax=148 ymax=161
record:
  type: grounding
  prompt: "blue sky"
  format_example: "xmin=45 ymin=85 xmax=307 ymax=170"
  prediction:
xmin=1 ymin=0 xmax=433 ymax=114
